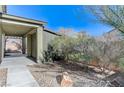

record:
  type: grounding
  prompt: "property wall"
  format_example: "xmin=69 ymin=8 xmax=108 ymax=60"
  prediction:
xmin=43 ymin=31 xmax=58 ymax=50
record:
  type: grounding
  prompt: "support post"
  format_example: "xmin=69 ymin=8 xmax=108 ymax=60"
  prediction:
xmin=0 ymin=29 xmax=4 ymax=63
xmin=25 ymin=36 xmax=27 ymax=55
xmin=0 ymin=28 xmax=2 ymax=63
xmin=22 ymin=36 xmax=27 ymax=54
xmin=36 ymin=27 xmax=43 ymax=63
xmin=1 ymin=33 xmax=5 ymax=59
xmin=27 ymin=35 xmax=31 ymax=57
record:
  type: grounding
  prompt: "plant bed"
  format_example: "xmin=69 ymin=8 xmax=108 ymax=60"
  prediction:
xmin=0 ymin=68 xmax=7 ymax=87
xmin=27 ymin=62 xmax=109 ymax=87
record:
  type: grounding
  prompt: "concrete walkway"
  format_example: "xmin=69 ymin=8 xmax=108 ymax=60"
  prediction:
xmin=0 ymin=56 xmax=39 ymax=87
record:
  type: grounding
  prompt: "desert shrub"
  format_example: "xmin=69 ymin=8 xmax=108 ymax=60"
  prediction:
xmin=51 ymin=28 xmax=91 ymax=62
xmin=51 ymin=29 xmax=77 ymax=62
xmin=42 ymin=44 xmax=65 ymax=63
xmin=77 ymin=37 xmax=124 ymax=72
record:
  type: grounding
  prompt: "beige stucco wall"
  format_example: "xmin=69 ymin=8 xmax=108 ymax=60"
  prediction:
xmin=43 ymin=31 xmax=58 ymax=51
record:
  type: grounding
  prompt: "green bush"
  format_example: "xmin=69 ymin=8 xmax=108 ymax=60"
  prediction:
xmin=42 ymin=44 xmax=65 ymax=63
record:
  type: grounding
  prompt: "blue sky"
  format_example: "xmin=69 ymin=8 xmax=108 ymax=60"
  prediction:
xmin=7 ymin=5 xmax=113 ymax=36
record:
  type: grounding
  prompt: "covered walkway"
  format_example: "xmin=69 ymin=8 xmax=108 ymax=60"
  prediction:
xmin=0 ymin=13 xmax=45 ymax=64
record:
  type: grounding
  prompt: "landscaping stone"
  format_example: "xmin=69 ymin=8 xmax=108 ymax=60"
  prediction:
xmin=60 ymin=72 xmax=73 ymax=87
xmin=105 ymin=72 xmax=124 ymax=87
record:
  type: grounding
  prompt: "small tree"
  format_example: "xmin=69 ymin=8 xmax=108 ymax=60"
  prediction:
xmin=88 ymin=5 xmax=124 ymax=34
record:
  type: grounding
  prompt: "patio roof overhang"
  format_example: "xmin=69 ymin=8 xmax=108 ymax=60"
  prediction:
xmin=0 ymin=13 xmax=47 ymax=36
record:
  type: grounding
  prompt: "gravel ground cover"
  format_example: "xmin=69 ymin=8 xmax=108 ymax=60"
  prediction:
xmin=28 ymin=62 xmax=108 ymax=87
xmin=0 ymin=68 xmax=7 ymax=87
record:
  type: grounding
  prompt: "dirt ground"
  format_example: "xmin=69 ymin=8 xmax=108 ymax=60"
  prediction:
xmin=28 ymin=62 xmax=109 ymax=87
xmin=0 ymin=68 xmax=7 ymax=87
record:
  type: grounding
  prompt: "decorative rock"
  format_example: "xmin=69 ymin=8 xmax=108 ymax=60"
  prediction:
xmin=60 ymin=72 xmax=73 ymax=87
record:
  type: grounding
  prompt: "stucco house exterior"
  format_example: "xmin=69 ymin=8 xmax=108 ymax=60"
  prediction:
xmin=0 ymin=5 xmax=59 ymax=63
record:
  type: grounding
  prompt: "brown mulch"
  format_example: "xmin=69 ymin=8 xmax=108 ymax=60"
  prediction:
xmin=0 ymin=68 xmax=7 ymax=87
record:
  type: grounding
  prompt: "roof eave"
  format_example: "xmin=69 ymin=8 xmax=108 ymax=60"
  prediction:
xmin=1 ymin=13 xmax=47 ymax=26
xmin=44 ymin=28 xmax=61 ymax=36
